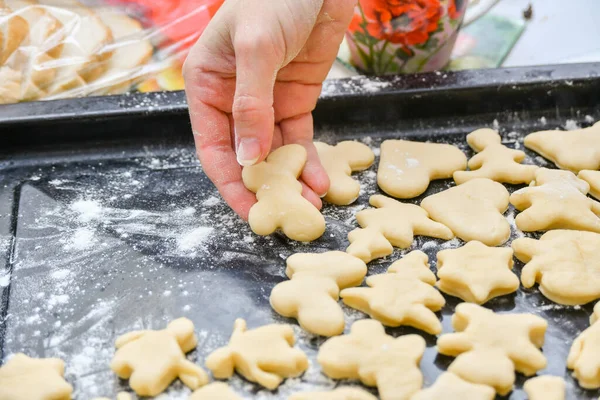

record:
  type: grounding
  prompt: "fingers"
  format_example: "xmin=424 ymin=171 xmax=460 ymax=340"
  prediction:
xmin=281 ymin=113 xmax=330 ymax=196
xmin=301 ymin=181 xmax=322 ymax=210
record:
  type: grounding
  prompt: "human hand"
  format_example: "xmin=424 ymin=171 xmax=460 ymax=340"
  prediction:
xmin=183 ymin=0 xmax=355 ymax=219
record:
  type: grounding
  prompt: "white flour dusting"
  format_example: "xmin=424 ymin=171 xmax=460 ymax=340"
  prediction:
xmin=0 ymin=272 xmax=10 ymax=287
xmin=203 ymin=196 xmax=221 ymax=207
xmin=177 ymin=227 xmax=214 ymax=252
xmin=71 ymin=200 xmax=102 ymax=222
xmin=63 ymin=228 xmax=96 ymax=251
xmin=539 ymin=116 xmax=547 ymax=125
xmin=564 ymin=119 xmax=580 ymax=130
xmin=584 ymin=115 xmax=595 ymax=123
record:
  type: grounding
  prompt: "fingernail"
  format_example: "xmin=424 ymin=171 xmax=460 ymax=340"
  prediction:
xmin=236 ymin=138 xmax=261 ymax=166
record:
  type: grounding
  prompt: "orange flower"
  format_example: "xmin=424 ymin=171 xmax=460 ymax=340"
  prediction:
xmin=353 ymin=0 xmax=444 ymax=46
xmin=447 ymin=0 xmax=464 ymax=20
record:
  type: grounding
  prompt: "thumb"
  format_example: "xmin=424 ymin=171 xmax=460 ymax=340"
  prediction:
xmin=232 ymin=35 xmax=282 ymax=166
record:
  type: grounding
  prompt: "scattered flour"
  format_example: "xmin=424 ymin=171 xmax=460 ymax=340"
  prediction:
xmin=64 ymin=228 xmax=95 ymax=251
xmin=0 ymin=272 xmax=10 ymax=287
xmin=405 ymin=158 xmax=420 ymax=168
xmin=584 ymin=115 xmax=595 ymax=123
xmin=492 ymin=119 xmax=500 ymax=130
xmin=564 ymin=119 xmax=580 ymax=130
xmin=71 ymin=200 xmax=102 ymax=222
xmin=177 ymin=227 xmax=214 ymax=252
xmin=203 ymin=196 xmax=221 ymax=207
xmin=539 ymin=116 xmax=547 ymax=125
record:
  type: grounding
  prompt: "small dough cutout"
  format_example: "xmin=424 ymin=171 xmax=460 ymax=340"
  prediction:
xmin=110 ymin=317 xmax=208 ymax=396
xmin=0 ymin=354 xmax=73 ymax=400
xmin=524 ymin=121 xmax=600 ymax=173
xmin=289 ymin=387 xmax=378 ymax=400
xmin=453 ymin=128 xmax=538 ymax=185
xmin=346 ymin=194 xmax=454 ymax=263
xmin=510 ymin=168 xmax=600 ymax=233
xmin=93 ymin=393 xmax=132 ymax=400
xmin=315 ymin=141 xmax=375 ymax=205
xmin=270 ymin=251 xmax=367 ymax=336
xmin=420 ymin=178 xmax=510 ymax=246
xmin=567 ymin=302 xmax=600 ymax=389
xmin=206 ymin=319 xmax=308 ymax=390
xmin=513 ymin=230 xmax=600 ymax=305
xmin=341 ymin=251 xmax=445 ymax=334
xmin=189 ymin=382 xmax=242 ymax=400
xmin=377 ymin=139 xmax=467 ymax=199
xmin=437 ymin=303 xmax=547 ymax=395
xmin=523 ymin=376 xmax=566 ymax=400
xmin=242 ymin=144 xmax=325 ymax=242
xmin=579 ymin=169 xmax=600 ymax=200
xmin=436 ymin=241 xmax=519 ymax=304
xmin=318 ymin=319 xmax=425 ymax=400
xmin=411 ymin=372 xmax=495 ymax=400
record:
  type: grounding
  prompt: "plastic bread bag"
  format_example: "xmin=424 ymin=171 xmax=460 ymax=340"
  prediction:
xmin=0 ymin=0 xmax=224 ymax=104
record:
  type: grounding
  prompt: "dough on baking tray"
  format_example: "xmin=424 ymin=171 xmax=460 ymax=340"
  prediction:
xmin=510 ymin=168 xmax=600 ymax=233
xmin=0 ymin=353 xmax=73 ymax=400
xmin=93 ymin=393 xmax=131 ymax=400
xmin=341 ymin=251 xmax=445 ymax=334
xmin=387 ymin=250 xmax=437 ymax=284
xmin=437 ymin=303 xmax=547 ymax=395
xmin=579 ymin=169 xmax=600 ymax=200
xmin=523 ymin=376 xmax=565 ymax=400
xmin=242 ymin=144 xmax=325 ymax=242
xmin=453 ymin=128 xmax=538 ymax=185
xmin=567 ymin=302 xmax=600 ymax=389
xmin=289 ymin=387 xmax=378 ymax=400
xmin=420 ymin=178 xmax=510 ymax=246
xmin=189 ymin=382 xmax=242 ymax=400
xmin=524 ymin=122 xmax=600 ymax=173
xmin=436 ymin=241 xmax=519 ymax=304
xmin=270 ymin=251 xmax=367 ymax=336
xmin=513 ymin=230 xmax=600 ymax=305
xmin=346 ymin=194 xmax=453 ymax=263
xmin=110 ymin=317 xmax=208 ymax=396
xmin=315 ymin=141 xmax=375 ymax=205
xmin=377 ymin=139 xmax=467 ymax=199
xmin=205 ymin=318 xmax=308 ymax=390
xmin=410 ymin=372 xmax=495 ymax=400
xmin=318 ymin=319 xmax=425 ymax=400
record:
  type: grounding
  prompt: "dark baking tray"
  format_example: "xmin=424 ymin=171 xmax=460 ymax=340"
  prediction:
xmin=1 ymin=63 xmax=600 ymax=400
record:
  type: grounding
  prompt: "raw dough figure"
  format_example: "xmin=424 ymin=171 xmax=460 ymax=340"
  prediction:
xmin=437 ymin=303 xmax=547 ymax=395
xmin=242 ymin=144 xmax=325 ymax=242
xmin=341 ymin=251 xmax=445 ymax=334
xmin=567 ymin=302 xmax=600 ymax=389
xmin=420 ymin=178 xmax=510 ymax=246
xmin=318 ymin=319 xmax=425 ymax=400
xmin=410 ymin=372 xmax=495 ymax=400
xmin=206 ymin=319 xmax=308 ymax=390
xmin=346 ymin=194 xmax=453 ymax=263
xmin=579 ymin=170 xmax=600 ymax=200
xmin=270 ymin=251 xmax=367 ymax=336
xmin=524 ymin=122 xmax=600 ymax=172
xmin=315 ymin=141 xmax=375 ymax=205
xmin=377 ymin=139 xmax=467 ymax=199
xmin=289 ymin=387 xmax=378 ymax=400
xmin=189 ymin=382 xmax=242 ymax=400
xmin=0 ymin=353 xmax=73 ymax=400
xmin=436 ymin=241 xmax=519 ymax=304
xmin=510 ymin=168 xmax=600 ymax=233
xmin=110 ymin=317 xmax=208 ymax=396
xmin=453 ymin=128 xmax=538 ymax=184
xmin=523 ymin=376 xmax=565 ymax=400
xmin=513 ymin=230 xmax=600 ymax=305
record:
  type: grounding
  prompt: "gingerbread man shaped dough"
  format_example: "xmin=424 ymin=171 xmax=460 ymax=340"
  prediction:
xmin=110 ymin=317 xmax=208 ymax=396
xmin=242 ymin=144 xmax=326 ymax=242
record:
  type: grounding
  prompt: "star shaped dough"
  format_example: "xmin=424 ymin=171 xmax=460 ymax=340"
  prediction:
xmin=270 ymin=251 xmax=367 ymax=336
xmin=377 ymin=139 xmax=467 ymax=199
xmin=189 ymin=382 xmax=242 ymax=400
xmin=318 ymin=319 xmax=425 ymax=400
xmin=523 ymin=376 xmax=566 ymax=400
xmin=437 ymin=303 xmax=548 ymax=395
xmin=341 ymin=251 xmax=445 ymax=334
xmin=579 ymin=169 xmax=600 ymax=200
xmin=420 ymin=178 xmax=510 ymax=246
xmin=206 ymin=319 xmax=308 ymax=390
xmin=513 ymin=230 xmax=600 ymax=305
xmin=242 ymin=144 xmax=325 ymax=242
xmin=346 ymin=194 xmax=454 ymax=263
xmin=411 ymin=372 xmax=495 ymax=400
xmin=315 ymin=141 xmax=375 ymax=205
xmin=110 ymin=317 xmax=208 ymax=396
xmin=436 ymin=241 xmax=519 ymax=304
xmin=0 ymin=354 xmax=73 ymax=400
xmin=510 ymin=168 xmax=600 ymax=233
xmin=524 ymin=121 xmax=600 ymax=172
xmin=289 ymin=387 xmax=377 ymax=400
xmin=567 ymin=302 xmax=600 ymax=389
xmin=453 ymin=128 xmax=538 ymax=185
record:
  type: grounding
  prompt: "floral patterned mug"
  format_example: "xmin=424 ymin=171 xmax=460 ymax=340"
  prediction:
xmin=346 ymin=0 xmax=468 ymax=75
